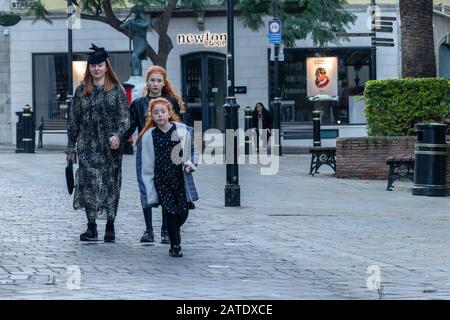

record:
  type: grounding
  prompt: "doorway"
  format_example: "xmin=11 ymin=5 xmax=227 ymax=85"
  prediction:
xmin=182 ymin=53 xmax=226 ymax=131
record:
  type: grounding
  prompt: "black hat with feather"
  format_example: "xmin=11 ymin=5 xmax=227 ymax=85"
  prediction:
xmin=87 ymin=43 xmax=109 ymax=64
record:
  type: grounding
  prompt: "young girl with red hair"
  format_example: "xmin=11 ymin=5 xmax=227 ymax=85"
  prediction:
xmin=136 ymin=98 xmax=198 ymax=257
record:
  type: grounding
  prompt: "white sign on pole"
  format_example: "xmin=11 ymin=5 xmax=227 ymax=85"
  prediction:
xmin=306 ymin=57 xmax=338 ymax=98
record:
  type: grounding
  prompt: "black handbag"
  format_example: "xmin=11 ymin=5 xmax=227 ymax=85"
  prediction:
xmin=65 ymin=161 xmax=74 ymax=195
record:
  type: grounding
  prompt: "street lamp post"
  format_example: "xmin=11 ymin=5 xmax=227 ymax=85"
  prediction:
xmin=67 ymin=0 xmax=73 ymax=96
xmin=223 ymin=0 xmax=240 ymax=207
xmin=370 ymin=0 xmax=377 ymax=80
xmin=272 ymin=0 xmax=282 ymax=156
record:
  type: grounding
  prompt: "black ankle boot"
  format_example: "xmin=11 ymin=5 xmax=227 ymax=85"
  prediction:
xmin=140 ymin=230 xmax=154 ymax=243
xmin=80 ymin=223 xmax=98 ymax=241
xmin=160 ymin=230 xmax=170 ymax=244
xmin=169 ymin=245 xmax=183 ymax=257
xmin=104 ymin=221 xmax=115 ymax=242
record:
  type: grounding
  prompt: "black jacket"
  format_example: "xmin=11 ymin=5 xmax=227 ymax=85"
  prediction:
xmin=251 ymin=109 xmax=273 ymax=131
xmin=121 ymin=95 xmax=180 ymax=143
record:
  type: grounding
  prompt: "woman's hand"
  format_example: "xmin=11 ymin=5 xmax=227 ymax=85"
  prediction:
xmin=184 ymin=160 xmax=196 ymax=173
xmin=66 ymin=152 xmax=76 ymax=164
xmin=109 ymin=135 xmax=120 ymax=150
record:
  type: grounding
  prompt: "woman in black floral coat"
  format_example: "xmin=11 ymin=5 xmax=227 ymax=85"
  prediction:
xmin=65 ymin=44 xmax=130 ymax=242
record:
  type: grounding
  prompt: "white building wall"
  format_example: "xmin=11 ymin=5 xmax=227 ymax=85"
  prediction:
xmin=7 ymin=4 xmax=402 ymax=146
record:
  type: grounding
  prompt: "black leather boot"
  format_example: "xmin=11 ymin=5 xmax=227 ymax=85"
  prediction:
xmin=160 ymin=230 xmax=170 ymax=244
xmin=140 ymin=230 xmax=154 ymax=243
xmin=169 ymin=245 xmax=183 ymax=257
xmin=104 ymin=220 xmax=115 ymax=242
xmin=80 ymin=223 xmax=98 ymax=241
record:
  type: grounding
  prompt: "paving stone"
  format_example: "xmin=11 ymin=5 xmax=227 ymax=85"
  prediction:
xmin=1 ymin=152 xmax=450 ymax=299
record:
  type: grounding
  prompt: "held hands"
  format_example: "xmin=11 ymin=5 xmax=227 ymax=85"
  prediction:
xmin=109 ymin=135 xmax=120 ymax=150
xmin=66 ymin=152 xmax=76 ymax=164
xmin=184 ymin=160 xmax=196 ymax=173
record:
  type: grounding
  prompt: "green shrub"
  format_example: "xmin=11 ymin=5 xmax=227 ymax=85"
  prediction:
xmin=364 ymin=78 xmax=450 ymax=136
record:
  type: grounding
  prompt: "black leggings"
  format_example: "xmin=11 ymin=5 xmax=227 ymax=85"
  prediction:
xmin=143 ymin=207 xmax=168 ymax=232
xmin=166 ymin=212 xmax=189 ymax=247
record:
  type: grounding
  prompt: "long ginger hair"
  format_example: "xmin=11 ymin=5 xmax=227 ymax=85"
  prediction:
xmin=136 ymin=97 xmax=181 ymax=145
xmin=143 ymin=66 xmax=186 ymax=114
xmin=82 ymin=59 xmax=120 ymax=95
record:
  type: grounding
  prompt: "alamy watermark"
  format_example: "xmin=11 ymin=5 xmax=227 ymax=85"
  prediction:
xmin=366 ymin=265 xmax=383 ymax=299
xmin=169 ymin=121 xmax=280 ymax=176
xmin=66 ymin=265 xmax=81 ymax=290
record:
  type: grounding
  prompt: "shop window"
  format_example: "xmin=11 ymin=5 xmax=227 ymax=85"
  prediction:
xmin=269 ymin=48 xmax=372 ymax=125
xmin=32 ymin=52 xmax=130 ymax=127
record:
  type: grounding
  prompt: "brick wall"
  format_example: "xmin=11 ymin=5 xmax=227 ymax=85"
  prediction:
xmin=336 ymin=136 xmax=450 ymax=192
xmin=336 ymin=137 xmax=416 ymax=179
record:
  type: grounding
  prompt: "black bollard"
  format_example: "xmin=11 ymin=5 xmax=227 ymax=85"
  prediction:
xmin=16 ymin=104 xmax=35 ymax=153
xmin=244 ymin=106 xmax=252 ymax=155
xmin=15 ymin=110 xmax=24 ymax=153
xmin=22 ymin=105 xmax=34 ymax=153
xmin=312 ymin=110 xmax=321 ymax=147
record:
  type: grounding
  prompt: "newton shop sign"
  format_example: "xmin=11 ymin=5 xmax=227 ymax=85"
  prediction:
xmin=177 ymin=32 xmax=227 ymax=48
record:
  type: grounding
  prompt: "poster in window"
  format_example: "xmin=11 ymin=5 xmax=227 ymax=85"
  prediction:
xmin=306 ymin=57 xmax=338 ymax=98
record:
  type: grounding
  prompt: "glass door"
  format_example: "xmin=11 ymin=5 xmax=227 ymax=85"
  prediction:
xmin=182 ymin=53 xmax=226 ymax=131
xmin=207 ymin=56 xmax=226 ymax=131
xmin=183 ymin=56 xmax=203 ymax=128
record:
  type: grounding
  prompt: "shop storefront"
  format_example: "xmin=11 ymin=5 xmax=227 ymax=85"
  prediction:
xmin=271 ymin=47 xmax=372 ymax=126
xmin=32 ymin=52 xmax=130 ymax=126
xmin=3 ymin=1 xmax=449 ymax=147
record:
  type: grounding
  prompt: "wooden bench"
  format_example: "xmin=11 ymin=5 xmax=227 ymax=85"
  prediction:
xmin=386 ymin=155 xmax=414 ymax=191
xmin=309 ymin=147 xmax=336 ymax=176
xmin=38 ymin=118 xmax=67 ymax=148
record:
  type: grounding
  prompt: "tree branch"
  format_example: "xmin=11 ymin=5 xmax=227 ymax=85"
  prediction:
xmin=80 ymin=13 xmax=109 ymax=24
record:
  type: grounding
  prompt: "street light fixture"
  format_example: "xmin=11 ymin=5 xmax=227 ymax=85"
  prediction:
xmin=370 ymin=0 xmax=377 ymax=80
xmin=223 ymin=0 xmax=240 ymax=207
xmin=271 ymin=0 xmax=282 ymax=156
xmin=67 ymin=0 xmax=73 ymax=96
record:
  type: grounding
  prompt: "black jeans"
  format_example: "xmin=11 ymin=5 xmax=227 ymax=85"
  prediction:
xmin=166 ymin=211 xmax=189 ymax=247
xmin=143 ymin=207 xmax=168 ymax=232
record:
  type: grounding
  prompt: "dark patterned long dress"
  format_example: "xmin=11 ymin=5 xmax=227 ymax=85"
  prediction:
xmin=66 ymin=84 xmax=130 ymax=220
xmin=153 ymin=124 xmax=189 ymax=217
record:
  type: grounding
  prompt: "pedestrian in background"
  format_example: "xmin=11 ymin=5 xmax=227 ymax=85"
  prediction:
xmin=252 ymin=102 xmax=273 ymax=152
xmin=65 ymin=44 xmax=130 ymax=243
xmin=135 ymin=98 xmax=198 ymax=257
xmin=122 ymin=65 xmax=186 ymax=244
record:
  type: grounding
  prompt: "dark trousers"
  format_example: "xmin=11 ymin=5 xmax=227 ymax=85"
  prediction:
xmin=143 ymin=207 xmax=168 ymax=232
xmin=166 ymin=211 xmax=189 ymax=247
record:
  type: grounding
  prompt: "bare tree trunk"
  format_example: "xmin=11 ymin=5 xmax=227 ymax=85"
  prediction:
xmin=400 ymin=0 xmax=436 ymax=77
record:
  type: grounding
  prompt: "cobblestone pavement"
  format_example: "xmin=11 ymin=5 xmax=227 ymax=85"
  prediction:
xmin=1 ymin=148 xmax=450 ymax=299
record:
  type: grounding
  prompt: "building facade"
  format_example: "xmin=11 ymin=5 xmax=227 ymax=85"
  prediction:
xmin=0 ymin=0 xmax=449 ymax=146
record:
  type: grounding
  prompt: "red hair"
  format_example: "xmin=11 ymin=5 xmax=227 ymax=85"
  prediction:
xmin=143 ymin=66 xmax=186 ymax=113
xmin=136 ymin=97 xmax=181 ymax=145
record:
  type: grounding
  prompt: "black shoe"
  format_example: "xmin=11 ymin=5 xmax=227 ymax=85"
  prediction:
xmin=169 ymin=245 xmax=183 ymax=257
xmin=161 ymin=230 xmax=170 ymax=244
xmin=80 ymin=223 xmax=98 ymax=241
xmin=104 ymin=221 xmax=115 ymax=243
xmin=140 ymin=230 xmax=155 ymax=243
